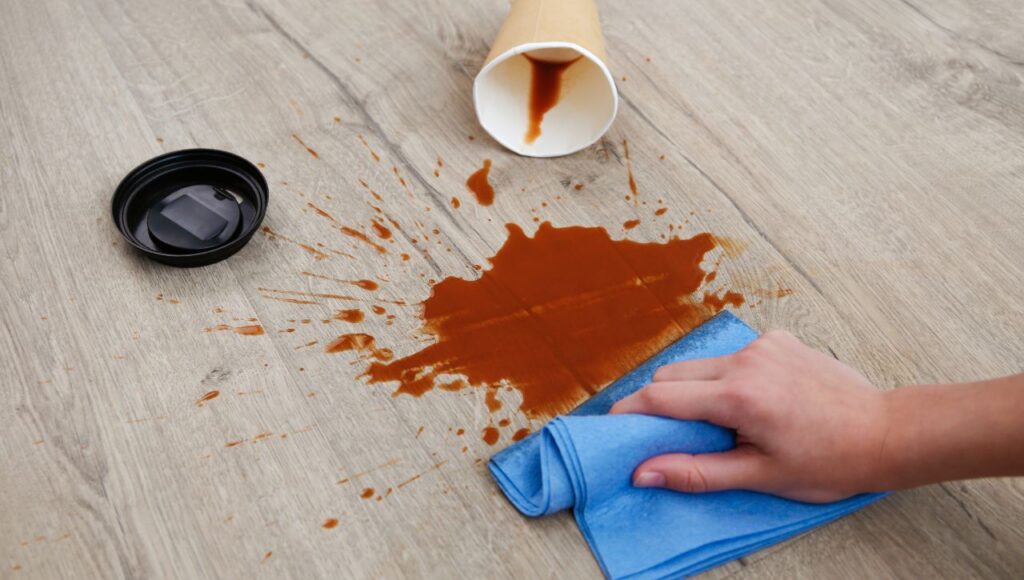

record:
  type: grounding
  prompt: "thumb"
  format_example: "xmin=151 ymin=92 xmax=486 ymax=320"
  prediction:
xmin=632 ymin=448 xmax=768 ymax=493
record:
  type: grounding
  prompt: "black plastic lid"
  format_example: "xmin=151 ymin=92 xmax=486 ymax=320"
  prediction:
xmin=111 ymin=149 xmax=269 ymax=267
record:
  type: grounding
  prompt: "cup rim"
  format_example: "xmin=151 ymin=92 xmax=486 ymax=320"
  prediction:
xmin=474 ymin=41 xmax=619 ymax=158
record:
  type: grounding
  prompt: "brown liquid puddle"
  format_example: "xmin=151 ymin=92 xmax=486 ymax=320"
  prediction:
xmin=362 ymin=222 xmax=742 ymax=418
xmin=465 ymin=160 xmax=495 ymax=206
xmin=524 ymin=55 xmax=581 ymax=144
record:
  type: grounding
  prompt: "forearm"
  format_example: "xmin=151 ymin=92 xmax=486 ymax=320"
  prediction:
xmin=877 ymin=374 xmax=1024 ymax=491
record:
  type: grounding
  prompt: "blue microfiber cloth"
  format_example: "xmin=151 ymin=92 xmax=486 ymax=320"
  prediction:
xmin=489 ymin=312 xmax=885 ymax=579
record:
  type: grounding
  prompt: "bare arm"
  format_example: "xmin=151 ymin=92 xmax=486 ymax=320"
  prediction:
xmin=609 ymin=330 xmax=1024 ymax=503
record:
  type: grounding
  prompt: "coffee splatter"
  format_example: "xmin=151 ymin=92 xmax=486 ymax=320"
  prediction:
xmin=512 ymin=428 xmax=531 ymax=442
xmin=450 ymin=197 xmax=460 ymax=209
xmin=261 ymin=226 xmax=329 ymax=260
xmin=291 ymin=134 xmax=319 ymax=159
xmin=325 ymin=333 xmax=393 ymax=361
xmin=370 ymin=220 xmax=392 ymax=240
xmin=482 ymin=426 xmax=500 ymax=445
xmin=322 ymin=518 xmax=339 ymax=529
xmin=204 ymin=324 xmax=265 ymax=336
xmin=340 ymin=226 xmax=388 ymax=254
xmin=195 ymin=390 xmax=220 ymax=406
xmin=335 ymin=309 xmax=365 ymax=323
xmin=357 ymin=134 xmax=380 ymax=162
xmin=362 ymin=222 xmax=742 ymax=418
xmin=466 ymin=160 xmax=495 ymax=206
xmin=623 ymin=219 xmax=640 ymax=230
xmin=623 ymin=139 xmax=638 ymax=205
xmin=360 ymin=487 xmax=375 ymax=499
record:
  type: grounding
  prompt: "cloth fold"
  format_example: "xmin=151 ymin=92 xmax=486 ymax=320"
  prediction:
xmin=489 ymin=312 xmax=885 ymax=579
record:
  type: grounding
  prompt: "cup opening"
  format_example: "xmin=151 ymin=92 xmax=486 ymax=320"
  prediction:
xmin=474 ymin=42 xmax=618 ymax=158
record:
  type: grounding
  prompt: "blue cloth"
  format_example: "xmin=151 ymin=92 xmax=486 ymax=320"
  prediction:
xmin=489 ymin=312 xmax=885 ymax=579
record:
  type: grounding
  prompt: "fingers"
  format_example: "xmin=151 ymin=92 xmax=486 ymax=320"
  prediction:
xmin=651 ymin=355 xmax=732 ymax=382
xmin=610 ymin=381 xmax=734 ymax=425
xmin=632 ymin=449 xmax=769 ymax=493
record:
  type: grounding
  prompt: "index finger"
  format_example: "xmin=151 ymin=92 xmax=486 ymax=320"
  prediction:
xmin=652 ymin=355 xmax=732 ymax=382
xmin=609 ymin=380 xmax=735 ymax=425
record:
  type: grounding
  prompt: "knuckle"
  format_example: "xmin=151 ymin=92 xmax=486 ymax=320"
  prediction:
xmin=651 ymin=365 xmax=674 ymax=382
xmin=676 ymin=465 xmax=710 ymax=493
xmin=638 ymin=384 xmax=671 ymax=410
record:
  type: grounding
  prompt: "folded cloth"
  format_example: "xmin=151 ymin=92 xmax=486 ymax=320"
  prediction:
xmin=489 ymin=312 xmax=885 ymax=579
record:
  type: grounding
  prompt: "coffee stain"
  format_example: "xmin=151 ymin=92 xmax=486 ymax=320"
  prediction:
xmin=301 ymin=272 xmax=381 ymax=291
xmin=466 ymin=159 xmax=495 ymax=206
xmin=512 ymin=428 xmax=531 ymax=442
xmin=204 ymin=324 xmax=265 ymax=336
xmin=391 ymin=166 xmax=414 ymax=197
xmin=370 ymin=220 xmax=392 ymax=240
xmin=264 ymin=296 xmax=321 ymax=305
xmin=322 ymin=518 xmax=339 ymax=529
xmin=361 ymin=222 xmax=743 ymax=418
xmin=623 ymin=219 xmax=641 ymax=230
xmin=450 ymin=197 xmax=461 ymax=209
xmin=701 ymin=290 xmax=745 ymax=311
xmin=357 ymin=134 xmax=380 ymax=162
xmin=655 ymin=207 xmax=668 ymax=216
xmin=396 ymin=461 xmax=447 ymax=489
xmin=261 ymin=226 xmax=329 ymax=260
xmin=261 ymin=551 xmax=273 ymax=563
xmin=260 ymin=288 xmax=357 ymax=305
xmin=523 ymin=55 xmax=581 ymax=144
xmin=623 ymin=139 xmax=638 ymax=206
xmin=360 ymin=487 xmax=375 ymax=499
xmin=325 ymin=333 xmax=393 ymax=361
xmin=434 ymin=158 xmax=443 ymax=177
xmin=715 ymin=235 xmax=749 ymax=259
xmin=484 ymin=388 xmax=502 ymax=413
xmin=482 ymin=426 xmax=500 ymax=445
xmin=357 ymin=179 xmax=385 ymax=204
xmin=340 ymin=226 xmax=388 ymax=254
xmin=307 ymin=202 xmax=337 ymax=222
xmin=291 ymin=134 xmax=319 ymax=159
xmin=195 ymin=390 xmax=220 ymax=407
xmin=337 ymin=458 xmax=402 ymax=484
xmin=335 ymin=309 xmax=365 ymax=323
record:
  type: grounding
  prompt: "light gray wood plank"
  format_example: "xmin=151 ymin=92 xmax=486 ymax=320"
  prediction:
xmin=1 ymin=0 xmax=1022 ymax=578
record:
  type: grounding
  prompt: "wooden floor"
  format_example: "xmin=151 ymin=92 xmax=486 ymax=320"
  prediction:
xmin=2 ymin=0 xmax=1023 ymax=577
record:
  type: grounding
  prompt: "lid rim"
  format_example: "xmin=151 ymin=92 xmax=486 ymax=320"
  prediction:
xmin=111 ymin=148 xmax=269 ymax=267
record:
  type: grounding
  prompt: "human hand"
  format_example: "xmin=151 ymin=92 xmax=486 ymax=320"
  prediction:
xmin=610 ymin=331 xmax=889 ymax=502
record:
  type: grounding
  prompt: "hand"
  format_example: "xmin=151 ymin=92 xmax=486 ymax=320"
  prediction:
xmin=610 ymin=331 xmax=889 ymax=502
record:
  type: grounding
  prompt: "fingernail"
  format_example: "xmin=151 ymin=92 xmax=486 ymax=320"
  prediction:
xmin=634 ymin=472 xmax=666 ymax=488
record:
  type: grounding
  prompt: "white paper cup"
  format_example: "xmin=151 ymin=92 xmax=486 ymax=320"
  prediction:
xmin=474 ymin=0 xmax=618 ymax=158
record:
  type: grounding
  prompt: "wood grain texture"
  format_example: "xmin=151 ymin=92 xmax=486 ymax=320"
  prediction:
xmin=1 ymin=0 xmax=1021 ymax=578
